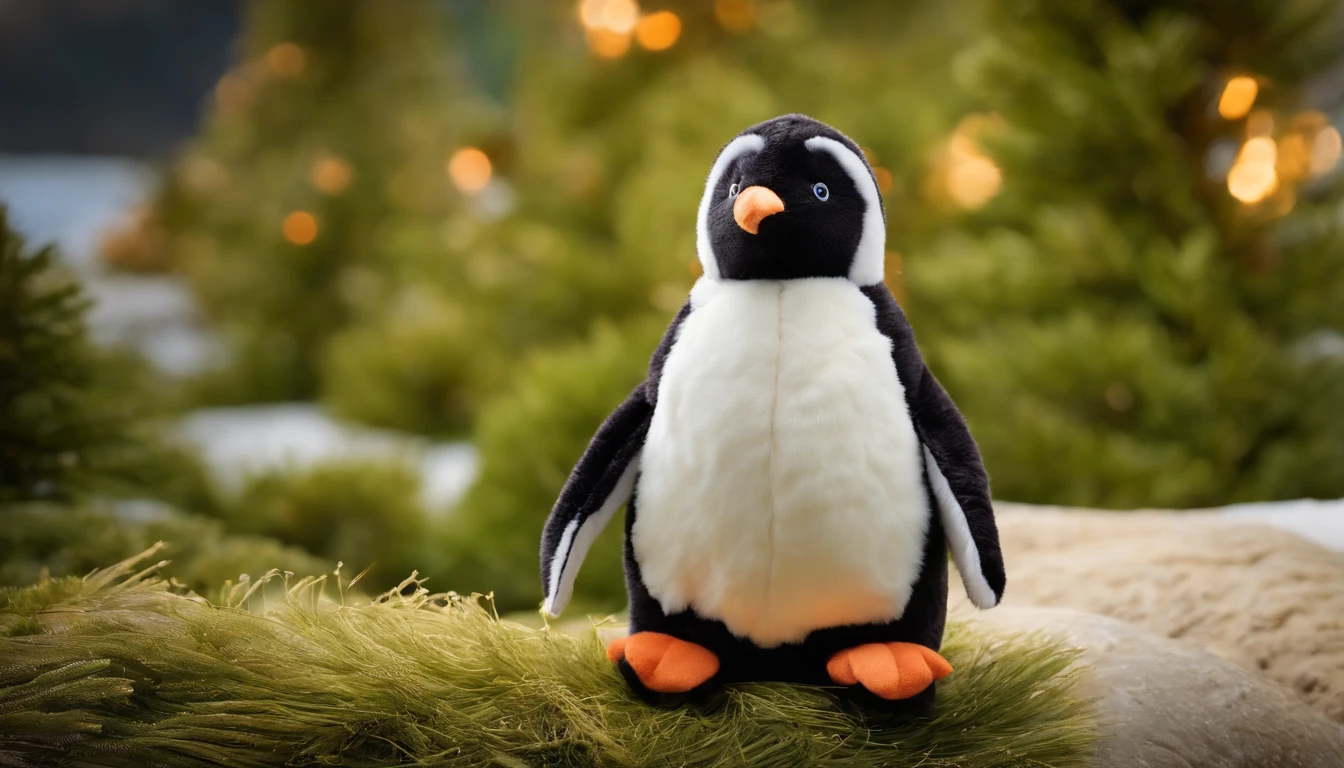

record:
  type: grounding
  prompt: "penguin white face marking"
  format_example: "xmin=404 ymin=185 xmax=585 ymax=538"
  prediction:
xmin=804 ymin=136 xmax=886 ymax=286
xmin=697 ymin=134 xmax=765 ymax=279
xmin=696 ymin=116 xmax=886 ymax=282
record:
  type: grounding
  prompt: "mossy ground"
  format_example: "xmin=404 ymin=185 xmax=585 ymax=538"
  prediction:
xmin=0 ymin=550 xmax=1096 ymax=768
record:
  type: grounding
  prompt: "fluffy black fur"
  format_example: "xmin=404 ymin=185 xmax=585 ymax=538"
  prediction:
xmin=862 ymin=284 xmax=1007 ymax=600
xmin=539 ymin=114 xmax=1003 ymax=712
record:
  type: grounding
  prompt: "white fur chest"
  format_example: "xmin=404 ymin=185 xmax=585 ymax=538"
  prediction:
xmin=634 ymin=277 xmax=930 ymax=648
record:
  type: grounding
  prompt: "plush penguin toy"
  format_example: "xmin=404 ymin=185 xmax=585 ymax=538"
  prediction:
xmin=540 ymin=114 xmax=1005 ymax=710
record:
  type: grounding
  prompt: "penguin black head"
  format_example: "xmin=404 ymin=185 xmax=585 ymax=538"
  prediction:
xmin=696 ymin=114 xmax=886 ymax=284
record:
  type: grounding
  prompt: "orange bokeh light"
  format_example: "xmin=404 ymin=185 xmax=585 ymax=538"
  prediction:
xmin=873 ymin=167 xmax=894 ymax=194
xmin=265 ymin=42 xmax=306 ymax=78
xmin=587 ymin=27 xmax=633 ymax=58
xmin=715 ymin=0 xmax=756 ymax=32
xmin=448 ymin=147 xmax=493 ymax=193
xmin=636 ymin=11 xmax=682 ymax=51
xmin=1218 ymin=76 xmax=1258 ymax=120
xmin=282 ymin=211 xmax=318 ymax=245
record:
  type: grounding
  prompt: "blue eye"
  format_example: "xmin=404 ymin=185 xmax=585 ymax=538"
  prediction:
xmin=812 ymin=182 xmax=829 ymax=201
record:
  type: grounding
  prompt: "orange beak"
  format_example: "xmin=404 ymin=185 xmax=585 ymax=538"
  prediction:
xmin=733 ymin=186 xmax=785 ymax=235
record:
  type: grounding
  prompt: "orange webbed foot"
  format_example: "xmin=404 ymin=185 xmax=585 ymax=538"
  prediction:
xmin=826 ymin=642 xmax=951 ymax=700
xmin=606 ymin=632 xmax=719 ymax=694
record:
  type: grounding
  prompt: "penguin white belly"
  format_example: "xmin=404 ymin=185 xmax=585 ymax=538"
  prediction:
xmin=634 ymin=277 xmax=929 ymax=648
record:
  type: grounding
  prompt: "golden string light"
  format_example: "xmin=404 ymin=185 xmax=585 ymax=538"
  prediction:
xmin=265 ymin=42 xmax=306 ymax=78
xmin=635 ymin=10 xmax=681 ymax=50
xmin=448 ymin=147 xmax=492 ymax=193
xmin=1218 ymin=75 xmax=1258 ymax=120
xmin=580 ymin=1 xmax=683 ymax=56
xmin=1227 ymin=136 xmax=1278 ymax=204
xmin=282 ymin=211 xmax=319 ymax=245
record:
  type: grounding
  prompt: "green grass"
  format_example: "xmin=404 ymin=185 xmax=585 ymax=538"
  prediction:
xmin=0 ymin=550 xmax=1097 ymax=767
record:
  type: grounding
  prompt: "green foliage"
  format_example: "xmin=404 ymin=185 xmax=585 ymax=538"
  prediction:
xmin=0 ymin=504 xmax=328 ymax=595
xmin=0 ymin=550 xmax=1096 ymax=767
xmin=220 ymin=458 xmax=437 ymax=593
xmin=0 ymin=207 xmax=214 ymax=510
xmin=905 ymin=0 xmax=1344 ymax=507
xmin=446 ymin=317 xmax=669 ymax=613
xmin=319 ymin=286 xmax=486 ymax=437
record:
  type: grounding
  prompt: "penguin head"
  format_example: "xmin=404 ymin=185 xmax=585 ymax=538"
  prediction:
xmin=696 ymin=114 xmax=886 ymax=284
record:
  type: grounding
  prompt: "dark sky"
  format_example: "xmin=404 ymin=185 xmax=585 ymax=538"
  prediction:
xmin=0 ymin=0 xmax=239 ymax=158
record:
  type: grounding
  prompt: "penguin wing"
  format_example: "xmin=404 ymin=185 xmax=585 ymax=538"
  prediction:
xmin=539 ymin=384 xmax=651 ymax=617
xmin=539 ymin=301 xmax=693 ymax=617
xmin=861 ymin=284 xmax=1006 ymax=608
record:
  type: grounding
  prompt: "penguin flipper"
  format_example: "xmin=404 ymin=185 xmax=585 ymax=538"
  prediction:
xmin=540 ymin=385 xmax=652 ymax=617
xmin=860 ymin=283 xmax=1005 ymax=608
xmin=917 ymin=378 xmax=1005 ymax=609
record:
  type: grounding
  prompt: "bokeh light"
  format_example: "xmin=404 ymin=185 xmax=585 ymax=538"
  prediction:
xmin=448 ymin=147 xmax=493 ymax=193
xmin=1246 ymin=109 xmax=1274 ymax=138
xmin=942 ymin=117 xmax=1002 ymax=209
xmin=635 ymin=11 xmax=681 ymax=50
xmin=1310 ymin=126 xmax=1341 ymax=176
xmin=264 ymin=42 xmax=306 ymax=78
xmin=282 ymin=211 xmax=318 ymax=245
xmin=214 ymin=74 xmax=254 ymax=114
xmin=310 ymin=156 xmax=353 ymax=195
xmin=587 ymin=28 xmax=632 ymax=58
xmin=1218 ymin=75 xmax=1258 ymax=120
xmin=579 ymin=0 xmax=639 ymax=33
xmin=1227 ymin=137 xmax=1278 ymax=204
xmin=873 ymin=167 xmax=894 ymax=193
xmin=715 ymin=0 xmax=756 ymax=32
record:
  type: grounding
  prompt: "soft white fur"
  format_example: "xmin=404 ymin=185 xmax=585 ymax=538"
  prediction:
xmin=542 ymin=458 xmax=639 ymax=618
xmin=803 ymin=136 xmax=886 ymax=286
xmin=923 ymin=445 xmax=999 ymax=609
xmin=696 ymin=134 xmax=765 ymax=279
xmin=634 ymin=278 xmax=929 ymax=647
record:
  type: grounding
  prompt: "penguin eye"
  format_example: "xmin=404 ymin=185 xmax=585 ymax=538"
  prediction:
xmin=812 ymin=182 xmax=830 ymax=201
xmin=728 ymin=182 xmax=740 ymax=198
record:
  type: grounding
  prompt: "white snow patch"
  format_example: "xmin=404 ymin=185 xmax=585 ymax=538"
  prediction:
xmin=0 ymin=155 xmax=219 ymax=377
xmin=85 ymin=275 xmax=220 ymax=376
xmin=178 ymin=404 xmax=478 ymax=512
xmin=1218 ymin=498 xmax=1344 ymax=552
xmin=0 ymin=155 xmax=155 ymax=272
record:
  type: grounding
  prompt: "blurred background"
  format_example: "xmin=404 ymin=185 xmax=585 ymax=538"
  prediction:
xmin=2 ymin=0 xmax=1342 ymax=613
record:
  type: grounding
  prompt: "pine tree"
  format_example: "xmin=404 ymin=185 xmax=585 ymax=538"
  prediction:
xmin=0 ymin=207 xmax=209 ymax=507
xmin=156 ymin=0 xmax=489 ymax=406
xmin=905 ymin=0 xmax=1344 ymax=507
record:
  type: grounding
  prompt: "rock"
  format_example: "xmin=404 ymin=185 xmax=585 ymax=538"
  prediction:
xmin=969 ymin=607 xmax=1344 ymax=768
xmin=953 ymin=505 xmax=1344 ymax=723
